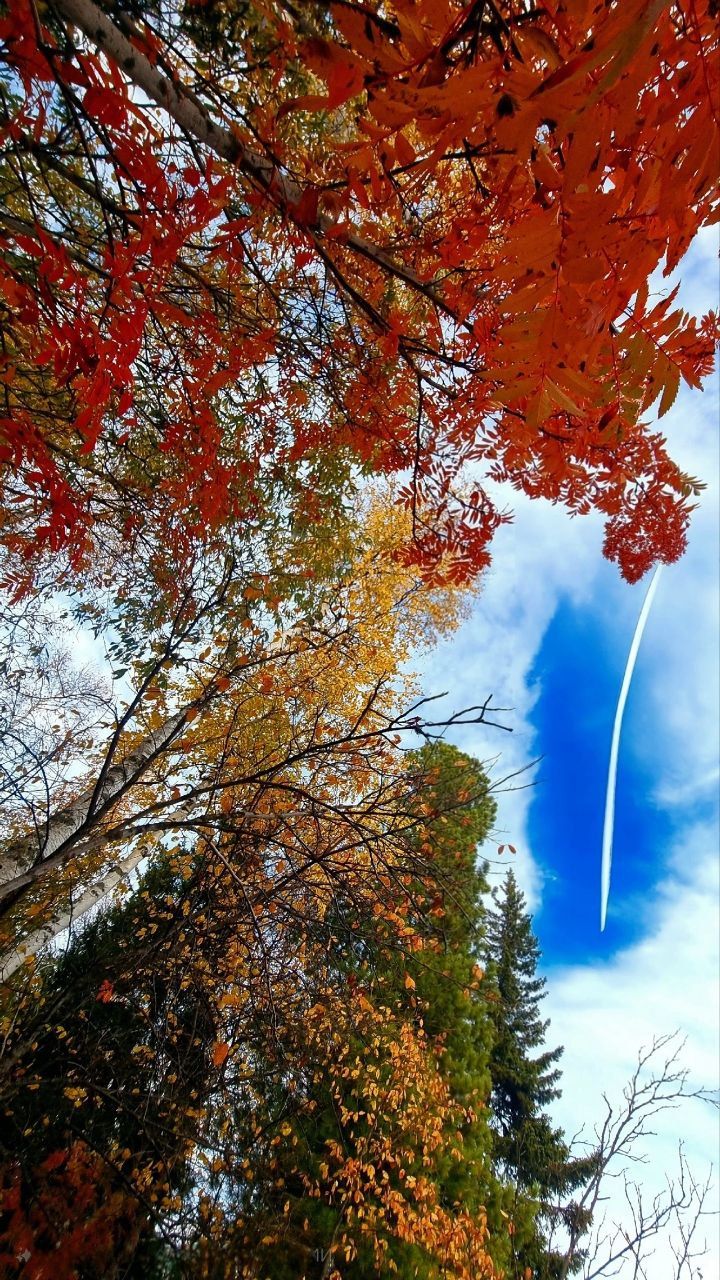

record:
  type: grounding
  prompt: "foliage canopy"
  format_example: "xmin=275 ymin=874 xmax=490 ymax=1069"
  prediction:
xmin=0 ymin=0 xmax=718 ymax=590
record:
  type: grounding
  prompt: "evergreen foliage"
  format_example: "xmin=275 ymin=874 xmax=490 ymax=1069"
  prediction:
xmin=482 ymin=870 xmax=594 ymax=1277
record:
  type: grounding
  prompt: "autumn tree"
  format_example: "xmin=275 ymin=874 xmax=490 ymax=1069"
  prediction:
xmin=0 ymin=495 xmax=491 ymax=980
xmin=0 ymin=0 xmax=717 ymax=593
xmin=3 ymin=788 xmax=711 ymax=1277
xmin=0 ymin=498 xmax=508 ymax=1276
xmin=225 ymin=988 xmax=499 ymax=1279
xmin=0 ymin=769 xmax=505 ymax=1278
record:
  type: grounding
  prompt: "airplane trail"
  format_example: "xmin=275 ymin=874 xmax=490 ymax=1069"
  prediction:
xmin=600 ymin=566 xmax=662 ymax=932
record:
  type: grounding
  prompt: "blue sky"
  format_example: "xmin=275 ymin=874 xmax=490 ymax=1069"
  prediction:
xmin=530 ymin=561 xmax=720 ymax=966
xmin=527 ymin=588 xmax=662 ymax=962
xmin=418 ymin=227 xmax=719 ymax=1276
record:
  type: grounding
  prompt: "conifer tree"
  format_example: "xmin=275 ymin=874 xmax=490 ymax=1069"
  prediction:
xmin=395 ymin=743 xmax=504 ymax=1271
xmin=482 ymin=870 xmax=593 ymax=1278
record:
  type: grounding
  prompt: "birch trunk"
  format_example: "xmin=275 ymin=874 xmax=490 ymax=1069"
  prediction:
xmin=53 ymin=0 xmax=442 ymax=307
xmin=0 ymin=845 xmax=145 ymax=984
xmin=0 ymin=711 xmax=185 ymax=896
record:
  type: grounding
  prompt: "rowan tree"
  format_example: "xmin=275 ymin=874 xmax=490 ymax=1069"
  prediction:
xmin=0 ymin=0 xmax=717 ymax=592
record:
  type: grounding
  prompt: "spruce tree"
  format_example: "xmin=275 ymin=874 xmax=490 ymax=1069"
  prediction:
xmin=482 ymin=870 xmax=593 ymax=1278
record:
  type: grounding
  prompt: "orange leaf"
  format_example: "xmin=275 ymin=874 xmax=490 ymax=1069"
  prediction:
xmin=395 ymin=132 xmax=416 ymax=167
xmin=212 ymin=1041 xmax=230 ymax=1067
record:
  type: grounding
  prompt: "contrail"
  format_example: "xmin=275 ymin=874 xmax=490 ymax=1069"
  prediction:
xmin=600 ymin=566 xmax=662 ymax=932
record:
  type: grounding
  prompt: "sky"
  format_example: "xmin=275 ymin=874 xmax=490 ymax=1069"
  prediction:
xmin=418 ymin=228 xmax=719 ymax=1276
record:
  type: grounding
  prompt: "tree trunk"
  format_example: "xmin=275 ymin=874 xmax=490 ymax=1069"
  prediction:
xmin=0 ymin=712 xmax=185 ymax=896
xmin=53 ymin=0 xmax=441 ymax=308
xmin=0 ymin=845 xmax=146 ymax=983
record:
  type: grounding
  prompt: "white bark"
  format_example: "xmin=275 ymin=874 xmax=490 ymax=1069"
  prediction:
xmin=0 ymin=711 xmax=185 ymax=894
xmin=57 ymin=0 xmax=266 ymax=171
xmin=53 ymin=0 xmax=441 ymax=306
xmin=0 ymin=844 xmax=146 ymax=983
